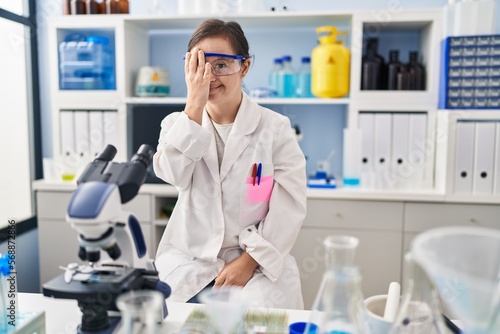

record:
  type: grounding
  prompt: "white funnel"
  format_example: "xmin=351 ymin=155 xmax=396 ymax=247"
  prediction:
xmin=411 ymin=226 xmax=500 ymax=334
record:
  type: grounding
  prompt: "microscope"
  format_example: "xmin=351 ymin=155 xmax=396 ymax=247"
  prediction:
xmin=43 ymin=144 xmax=171 ymax=334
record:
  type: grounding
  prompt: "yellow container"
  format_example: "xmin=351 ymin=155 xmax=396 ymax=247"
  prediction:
xmin=311 ymin=26 xmax=350 ymax=98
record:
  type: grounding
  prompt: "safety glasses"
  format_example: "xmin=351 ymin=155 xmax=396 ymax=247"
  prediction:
xmin=185 ymin=52 xmax=247 ymax=76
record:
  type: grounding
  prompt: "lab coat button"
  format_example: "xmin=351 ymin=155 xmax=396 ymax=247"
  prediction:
xmin=247 ymin=228 xmax=252 ymax=232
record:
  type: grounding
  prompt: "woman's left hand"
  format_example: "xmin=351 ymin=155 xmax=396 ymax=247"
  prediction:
xmin=214 ymin=252 xmax=258 ymax=288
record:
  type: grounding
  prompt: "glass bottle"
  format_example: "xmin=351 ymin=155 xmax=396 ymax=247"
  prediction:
xmin=117 ymin=0 xmax=129 ymax=14
xmin=106 ymin=0 xmax=119 ymax=13
xmin=85 ymin=0 xmax=98 ymax=14
xmin=407 ymin=51 xmax=425 ymax=90
xmin=397 ymin=67 xmax=410 ymax=90
xmin=305 ymin=235 xmax=371 ymax=334
xmin=390 ymin=253 xmax=447 ymax=334
xmin=269 ymin=57 xmax=283 ymax=95
xmin=387 ymin=50 xmax=404 ymax=90
xmin=361 ymin=38 xmax=385 ymax=90
xmin=296 ymin=56 xmax=313 ymax=98
xmin=278 ymin=55 xmax=296 ymax=98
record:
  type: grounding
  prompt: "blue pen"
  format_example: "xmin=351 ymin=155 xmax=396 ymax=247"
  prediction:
xmin=257 ymin=163 xmax=262 ymax=185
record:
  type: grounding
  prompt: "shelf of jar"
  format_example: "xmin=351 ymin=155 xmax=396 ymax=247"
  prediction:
xmin=124 ymin=97 xmax=351 ymax=105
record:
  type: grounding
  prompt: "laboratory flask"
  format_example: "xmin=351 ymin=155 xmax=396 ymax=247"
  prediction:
xmin=305 ymin=235 xmax=371 ymax=334
xmin=311 ymin=26 xmax=350 ymax=98
xmin=390 ymin=252 xmax=447 ymax=334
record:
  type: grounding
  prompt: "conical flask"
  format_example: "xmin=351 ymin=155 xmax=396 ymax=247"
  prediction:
xmin=305 ymin=235 xmax=371 ymax=334
xmin=390 ymin=252 xmax=447 ymax=334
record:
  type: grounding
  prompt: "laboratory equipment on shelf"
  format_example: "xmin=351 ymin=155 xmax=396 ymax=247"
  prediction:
xmin=58 ymin=34 xmax=116 ymax=90
xmin=296 ymin=56 xmax=313 ymax=98
xmin=42 ymin=144 xmax=171 ymax=334
xmin=407 ymin=51 xmax=425 ymax=90
xmin=390 ymin=253 xmax=447 ymax=333
xmin=311 ymin=26 xmax=350 ymax=98
xmin=305 ymin=235 xmax=371 ymax=333
xmin=135 ymin=66 xmax=170 ymax=97
xmin=411 ymin=226 xmax=500 ymax=334
xmin=277 ymin=55 xmax=296 ymax=97
xmin=361 ymin=38 xmax=386 ymax=90
xmin=387 ymin=50 xmax=404 ymax=91
xmin=268 ymin=57 xmax=283 ymax=95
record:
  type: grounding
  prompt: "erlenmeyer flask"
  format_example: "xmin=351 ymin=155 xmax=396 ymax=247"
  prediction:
xmin=305 ymin=235 xmax=371 ymax=334
xmin=390 ymin=252 xmax=447 ymax=334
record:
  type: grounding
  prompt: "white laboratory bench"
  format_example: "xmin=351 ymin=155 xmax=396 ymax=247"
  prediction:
xmin=18 ymin=292 xmax=310 ymax=334
xmin=33 ymin=180 xmax=500 ymax=309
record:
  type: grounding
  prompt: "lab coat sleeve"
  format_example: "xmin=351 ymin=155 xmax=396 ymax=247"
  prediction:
xmin=239 ymin=117 xmax=307 ymax=282
xmin=153 ymin=112 xmax=211 ymax=190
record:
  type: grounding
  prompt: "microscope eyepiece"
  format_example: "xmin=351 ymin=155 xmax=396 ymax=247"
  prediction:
xmin=131 ymin=144 xmax=155 ymax=169
xmin=95 ymin=145 xmax=117 ymax=162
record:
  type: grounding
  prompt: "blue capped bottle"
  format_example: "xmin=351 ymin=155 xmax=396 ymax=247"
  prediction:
xmin=278 ymin=55 xmax=296 ymax=97
xmin=296 ymin=56 xmax=313 ymax=98
xmin=268 ymin=57 xmax=283 ymax=95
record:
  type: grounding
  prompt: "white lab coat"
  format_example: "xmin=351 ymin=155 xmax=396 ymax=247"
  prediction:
xmin=153 ymin=92 xmax=307 ymax=309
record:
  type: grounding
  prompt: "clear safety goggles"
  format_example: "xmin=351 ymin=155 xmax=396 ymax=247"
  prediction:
xmin=203 ymin=53 xmax=247 ymax=76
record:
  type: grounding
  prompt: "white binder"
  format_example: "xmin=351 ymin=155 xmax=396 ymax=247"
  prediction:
xmin=494 ymin=123 xmax=500 ymax=195
xmin=408 ymin=113 xmax=427 ymax=189
xmin=454 ymin=121 xmax=475 ymax=194
xmin=59 ymin=110 xmax=75 ymax=158
xmin=374 ymin=113 xmax=392 ymax=188
xmin=391 ymin=113 xmax=410 ymax=189
xmin=74 ymin=111 xmax=90 ymax=159
xmin=89 ymin=111 xmax=104 ymax=158
xmin=103 ymin=111 xmax=119 ymax=149
xmin=473 ymin=122 xmax=495 ymax=194
xmin=359 ymin=113 xmax=375 ymax=188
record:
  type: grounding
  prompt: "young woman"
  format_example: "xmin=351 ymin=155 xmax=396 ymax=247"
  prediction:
xmin=153 ymin=18 xmax=307 ymax=309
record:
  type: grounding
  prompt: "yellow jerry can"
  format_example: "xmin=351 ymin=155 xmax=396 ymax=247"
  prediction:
xmin=311 ymin=26 xmax=350 ymax=98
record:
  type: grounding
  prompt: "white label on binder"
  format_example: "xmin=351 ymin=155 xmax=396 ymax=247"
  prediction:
xmin=473 ymin=122 xmax=495 ymax=195
xmin=74 ymin=111 xmax=90 ymax=159
xmin=454 ymin=121 xmax=475 ymax=194
xmin=103 ymin=111 xmax=119 ymax=149
xmin=391 ymin=113 xmax=410 ymax=189
xmin=89 ymin=111 xmax=104 ymax=158
xmin=60 ymin=111 xmax=75 ymax=158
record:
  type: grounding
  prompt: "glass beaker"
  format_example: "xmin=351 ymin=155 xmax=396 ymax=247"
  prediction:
xmin=198 ymin=286 xmax=247 ymax=334
xmin=390 ymin=252 xmax=447 ymax=334
xmin=305 ymin=235 xmax=371 ymax=334
xmin=116 ymin=290 xmax=164 ymax=334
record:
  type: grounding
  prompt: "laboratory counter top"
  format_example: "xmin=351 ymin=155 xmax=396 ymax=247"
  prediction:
xmin=17 ymin=292 xmax=311 ymax=334
xmin=33 ymin=179 xmax=500 ymax=204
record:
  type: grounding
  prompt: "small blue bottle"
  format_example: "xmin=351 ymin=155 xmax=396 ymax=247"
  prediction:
xmin=278 ymin=55 xmax=296 ymax=97
xmin=268 ymin=57 xmax=283 ymax=94
xmin=296 ymin=56 xmax=313 ymax=98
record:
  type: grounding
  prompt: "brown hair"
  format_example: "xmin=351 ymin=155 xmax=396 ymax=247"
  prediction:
xmin=187 ymin=19 xmax=250 ymax=59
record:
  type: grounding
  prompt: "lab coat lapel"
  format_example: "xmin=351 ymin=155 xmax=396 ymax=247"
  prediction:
xmin=220 ymin=93 xmax=261 ymax=182
xmin=201 ymin=110 xmax=220 ymax=184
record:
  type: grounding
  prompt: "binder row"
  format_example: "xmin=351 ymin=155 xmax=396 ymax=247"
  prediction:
xmin=358 ymin=112 xmax=428 ymax=190
xmin=454 ymin=120 xmax=500 ymax=195
xmin=60 ymin=109 xmax=119 ymax=160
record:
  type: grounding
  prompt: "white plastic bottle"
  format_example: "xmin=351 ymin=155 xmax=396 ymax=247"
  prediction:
xmin=268 ymin=57 xmax=283 ymax=95
xmin=296 ymin=56 xmax=313 ymax=97
xmin=278 ymin=55 xmax=296 ymax=97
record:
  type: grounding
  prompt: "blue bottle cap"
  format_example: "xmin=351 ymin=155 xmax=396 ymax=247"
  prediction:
xmin=274 ymin=58 xmax=283 ymax=64
xmin=282 ymin=55 xmax=292 ymax=62
xmin=301 ymin=56 xmax=311 ymax=63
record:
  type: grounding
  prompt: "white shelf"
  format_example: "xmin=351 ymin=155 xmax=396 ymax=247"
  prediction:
xmin=124 ymin=97 xmax=350 ymax=105
xmin=153 ymin=219 xmax=169 ymax=226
